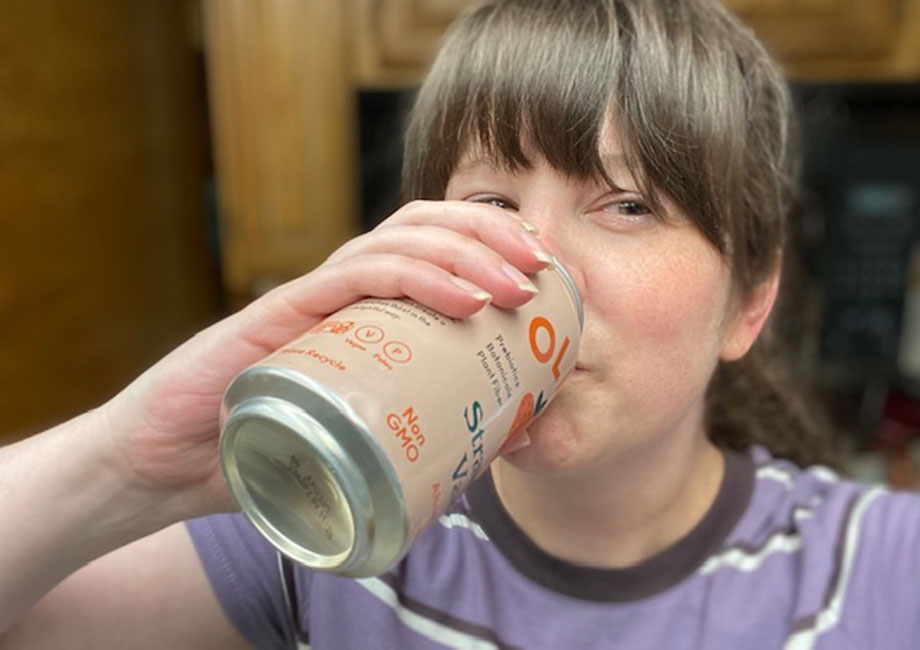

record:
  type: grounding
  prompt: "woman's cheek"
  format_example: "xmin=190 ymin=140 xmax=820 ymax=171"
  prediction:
xmin=617 ymin=247 xmax=729 ymax=346
xmin=599 ymin=263 xmax=729 ymax=416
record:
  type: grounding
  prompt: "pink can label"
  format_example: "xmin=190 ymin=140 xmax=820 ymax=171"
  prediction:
xmin=257 ymin=267 xmax=581 ymax=538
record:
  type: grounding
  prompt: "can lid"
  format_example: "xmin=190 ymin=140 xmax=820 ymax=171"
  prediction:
xmin=221 ymin=396 xmax=373 ymax=570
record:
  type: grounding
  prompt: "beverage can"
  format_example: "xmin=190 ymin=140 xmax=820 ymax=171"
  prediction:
xmin=219 ymin=262 xmax=583 ymax=577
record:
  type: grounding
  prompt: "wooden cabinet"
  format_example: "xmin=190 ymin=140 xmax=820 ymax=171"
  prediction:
xmin=203 ymin=0 xmax=920 ymax=299
xmin=202 ymin=0 xmax=358 ymax=298
xmin=202 ymin=0 xmax=476 ymax=300
xmin=1 ymin=0 xmax=218 ymax=440
xmin=348 ymin=0 xmax=920 ymax=82
xmin=351 ymin=0 xmax=471 ymax=87
xmin=725 ymin=0 xmax=920 ymax=80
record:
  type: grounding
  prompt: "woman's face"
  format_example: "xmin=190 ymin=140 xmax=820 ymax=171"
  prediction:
xmin=444 ymin=131 xmax=767 ymax=476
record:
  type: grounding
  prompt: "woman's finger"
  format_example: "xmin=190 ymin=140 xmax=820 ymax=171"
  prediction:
xmin=239 ymin=252 xmax=539 ymax=352
xmin=324 ymin=225 xmax=542 ymax=304
xmin=374 ymin=200 xmax=554 ymax=272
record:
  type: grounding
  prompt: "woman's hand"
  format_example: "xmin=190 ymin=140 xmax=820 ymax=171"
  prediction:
xmin=99 ymin=200 xmax=552 ymax=519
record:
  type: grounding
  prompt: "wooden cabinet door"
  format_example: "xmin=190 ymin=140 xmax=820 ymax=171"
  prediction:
xmin=203 ymin=0 xmax=359 ymax=298
xmin=1 ymin=0 xmax=218 ymax=440
xmin=726 ymin=0 xmax=920 ymax=80
xmin=349 ymin=0 xmax=920 ymax=83
xmin=352 ymin=0 xmax=474 ymax=87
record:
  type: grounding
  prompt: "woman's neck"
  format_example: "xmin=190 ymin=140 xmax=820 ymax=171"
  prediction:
xmin=490 ymin=435 xmax=725 ymax=569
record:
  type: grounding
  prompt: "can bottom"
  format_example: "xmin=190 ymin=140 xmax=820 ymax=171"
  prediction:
xmin=221 ymin=397 xmax=368 ymax=570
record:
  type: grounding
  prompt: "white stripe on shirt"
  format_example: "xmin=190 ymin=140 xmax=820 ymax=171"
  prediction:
xmin=356 ymin=578 xmax=499 ymax=649
xmin=783 ymin=488 xmax=885 ymax=650
xmin=757 ymin=465 xmax=796 ymax=489
xmin=699 ymin=531 xmax=802 ymax=575
xmin=757 ymin=463 xmax=838 ymax=491
xmin=438 ymin=513 xmax=490 ymax=540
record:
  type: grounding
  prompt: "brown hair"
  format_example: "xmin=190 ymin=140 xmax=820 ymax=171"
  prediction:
xmin=402 ymin=0 xmax=839 ymax=468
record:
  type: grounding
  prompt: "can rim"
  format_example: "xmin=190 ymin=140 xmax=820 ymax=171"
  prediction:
xmin=220 ymin=366 xmax=411 ymax=576
xmin=221 ymin=396 xmax=372 ymax=570
xmin=549 ymin=259 xmax=584 ymax=331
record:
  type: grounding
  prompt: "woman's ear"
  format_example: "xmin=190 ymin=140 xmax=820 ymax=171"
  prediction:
xmin=720 ymin=261 xmax=781 ymax=362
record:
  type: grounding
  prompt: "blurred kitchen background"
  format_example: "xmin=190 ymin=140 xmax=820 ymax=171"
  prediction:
xmin=2 ymin=0 xmax=919 ymax=485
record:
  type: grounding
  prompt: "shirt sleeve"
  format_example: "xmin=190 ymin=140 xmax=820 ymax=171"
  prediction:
xmin=185 ymin=513 xmax=305 ymax=649
xmin=848 ymin=489 xmax=920 ymax=645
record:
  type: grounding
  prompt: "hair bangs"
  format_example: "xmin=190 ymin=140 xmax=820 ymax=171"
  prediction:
xmin=464 ymin=4 xmax=617 ymax=182
xmin=405 ymin=0 xmax=626 ymax=199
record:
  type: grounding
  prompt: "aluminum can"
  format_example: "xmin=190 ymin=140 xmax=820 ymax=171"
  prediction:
xmin=219 ymin=262 xmax=583 ymax=577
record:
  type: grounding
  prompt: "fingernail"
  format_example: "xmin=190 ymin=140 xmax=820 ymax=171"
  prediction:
xmin=521 ymin=221 xmax=539 ymax=234
xmin=533 ymin=251 xmax=555 ymax=268
xmin=450 ymin=276 xmax=492 ymax=302
xmin=520 ymin=230 xmax=553 ymax=268
xmin=503 ymin=263 xmax=538 ymax=293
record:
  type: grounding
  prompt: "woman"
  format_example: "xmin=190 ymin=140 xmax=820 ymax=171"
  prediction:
xmin=3 ymin=1 xmax=916 ymax=648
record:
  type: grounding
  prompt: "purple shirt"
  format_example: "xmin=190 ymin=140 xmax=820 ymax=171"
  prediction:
xmin=187 ymin=447 xmax=920 ymax=649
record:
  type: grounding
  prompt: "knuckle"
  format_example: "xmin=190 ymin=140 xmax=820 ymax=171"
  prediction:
xmin=402 ymin=199 xmax=433 ymax=218
xmin=400 ymin=256 xmax=431 ymax=275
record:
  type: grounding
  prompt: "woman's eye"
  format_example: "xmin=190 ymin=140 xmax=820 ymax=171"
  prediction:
xmin=612 ymin=200 xmax=651 ymax=217
xmin=592 ymin=195 xmax=657 ymax=230
xmin=470 ymin=196 xmax=518 ymax=211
